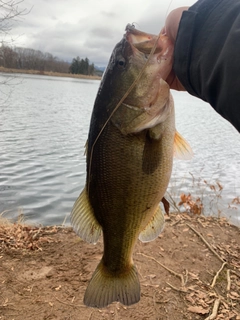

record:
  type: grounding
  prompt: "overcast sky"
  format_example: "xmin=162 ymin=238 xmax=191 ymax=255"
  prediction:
xmin=7 ymin=0 xmax=196 ymax=67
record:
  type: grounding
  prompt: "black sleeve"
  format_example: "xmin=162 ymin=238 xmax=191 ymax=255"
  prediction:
xmin=173 ymin=0 xmax=240 ymax=132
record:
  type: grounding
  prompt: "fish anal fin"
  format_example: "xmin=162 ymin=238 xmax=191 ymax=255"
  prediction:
xmin=174 ymin=131 xmax=193 ymax=160
xmin=139 ymin=206 xmax=165 ymax=243
xmin=70 ymin=187 xmax=102 ymax=244
xmin=84 ymin=260 xmax=140 ymax=308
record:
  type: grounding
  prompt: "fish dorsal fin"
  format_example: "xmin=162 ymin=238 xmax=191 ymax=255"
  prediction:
xmin=138 ymin=206 xmax=165 ymax=243
xmin=174 ymin=131 xmax=193 ymax=160
xmin=70 ymin=187 xmax=102 ymax=244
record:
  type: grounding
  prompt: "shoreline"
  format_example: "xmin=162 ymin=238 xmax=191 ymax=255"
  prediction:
xmin=0 ymin=66 xmax=102 ymax=80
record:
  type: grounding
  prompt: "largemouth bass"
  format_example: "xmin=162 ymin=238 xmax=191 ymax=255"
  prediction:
xmin=71 ymin=24 xmax=192 ymax=308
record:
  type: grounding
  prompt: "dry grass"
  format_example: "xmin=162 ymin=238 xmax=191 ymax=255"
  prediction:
xmin=0 ymin=66 xmax=101 ymax=80
xmin=0 ymin=215 xmax=60 ymax=252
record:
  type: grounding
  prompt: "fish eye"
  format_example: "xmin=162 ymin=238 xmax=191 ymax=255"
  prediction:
xmin=117 ymin=58 xmax=126 ymax=68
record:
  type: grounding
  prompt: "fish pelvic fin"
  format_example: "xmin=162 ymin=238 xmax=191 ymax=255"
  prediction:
xmin=174 ymin=131 xmax=193 ymax=160
xmin=139 ymin=205 xmax=165 ymax=242
xmin=84 ymin=260 xmax=140 ymax=308
xmin=70 ymin=187 xmax=102 ymax=244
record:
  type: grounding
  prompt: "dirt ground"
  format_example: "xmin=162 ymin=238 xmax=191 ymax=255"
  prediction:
xmin=0 ymin=213 xmax=240 ymax=320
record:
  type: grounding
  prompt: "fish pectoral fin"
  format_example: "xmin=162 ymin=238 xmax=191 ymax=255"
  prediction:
xmin=142 ymin=132 xmax=161 ymax=174
xmin=174 ymin=131 xmax=193 ymax=160
xmin=84 ymin=260 xmax=140 ymax=308
xmin=139 ymin=206 xmax=165 ymax=243
xmin=70 ymin=187 xmax=102 ymax=244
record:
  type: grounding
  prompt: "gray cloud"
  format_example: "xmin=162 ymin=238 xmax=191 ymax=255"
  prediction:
xmin=5 ymin=0 xmax=196 ymax=67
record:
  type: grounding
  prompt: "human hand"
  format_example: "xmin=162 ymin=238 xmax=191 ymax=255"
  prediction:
xmin=161 ymin=7 xmax=189 ymax=91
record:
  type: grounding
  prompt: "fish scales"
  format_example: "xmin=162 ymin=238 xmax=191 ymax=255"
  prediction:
xmin=88 ymin=118 xmax=174 ymax=266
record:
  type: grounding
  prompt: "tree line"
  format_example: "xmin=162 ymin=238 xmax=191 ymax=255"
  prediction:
xmin=69 ymin=56 xmax=95 ymax=76
xmin=0 ymin=44 xmax=101 ymax=76
xmin=0 ymin=45 xmax=70 ymax=73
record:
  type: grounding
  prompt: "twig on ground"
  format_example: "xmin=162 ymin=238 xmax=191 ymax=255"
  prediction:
xmin=137 ymin=253 xmax=186 ymax=286
xmin=211 ymin=262 xmax=227 ymax=288
xmin=186 ymin=224 xmax=225 ymax=263
xmin=55 ymin=296 xmax=85 ymax=308
xmin=204 ymin=298 xmax=221 ymax=320
xmin=226 ymin=269 xmax=231 ymax=291
xmin=166 ymin=192 xmax=181 ymax=214
xmin=231 ymin=270 xmax=240 ymax=278
xmin=184 ymin=269 xmax=189 ymax=286
xmin=166 ymin=282 xmax=187 ymax=293
xmin=197 ymin=217 xmax=207 ymax=228
xmin=171 ymin=219 xmax=182 ymax=227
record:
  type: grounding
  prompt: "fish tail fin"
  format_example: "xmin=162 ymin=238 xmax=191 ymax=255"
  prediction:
xmin=84 ymin=260 xmax=140 ymax=308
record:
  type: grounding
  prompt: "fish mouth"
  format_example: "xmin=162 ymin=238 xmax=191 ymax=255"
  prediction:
xmin=125 ymin=24 xmax=163 ymax=55
xmin=124 ymin=23 xmax=174 ymax=88
xmin=124 ymin=24 xmax=163 ymax=109
xmin=123 ymin=24 xmax=173 ymax=116
xmin=125 ymin=24 xmax=156 ymax=44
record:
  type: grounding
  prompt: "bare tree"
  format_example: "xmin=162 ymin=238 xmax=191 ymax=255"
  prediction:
xmin=1 ymin=1 xmax=27 ymax=32
xmin=0 ymin=1 xmax=28 ymax=104
xmin=0 ymin=0 xmax=28 ymax=65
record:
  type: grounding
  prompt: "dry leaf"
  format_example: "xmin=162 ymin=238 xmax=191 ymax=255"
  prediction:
xmin=55 ymin=285 xmax=62 ymax=291
xmin=229 ymin=291 xmax=240 ymax=299
xmin=186 ymin=296 xmax=195 ymax=304
xmin=187 ymin=306 xmax=210 ymax=314
xmin=178 ymin=193 xmax=203 ymax=215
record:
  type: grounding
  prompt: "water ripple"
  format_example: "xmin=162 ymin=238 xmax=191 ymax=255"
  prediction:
xmin=0 ymin=75 xmax=239 ymax=226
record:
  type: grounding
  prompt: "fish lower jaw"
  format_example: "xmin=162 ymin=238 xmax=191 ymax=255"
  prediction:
xmin=123 ymin=99 xmax=164 ymax=115
xmin=122 ymin=102 xmax=155 ymax=113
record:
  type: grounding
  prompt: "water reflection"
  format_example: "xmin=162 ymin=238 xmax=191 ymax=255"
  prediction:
xmin=0 ymin=74 xmax=97 ymax=225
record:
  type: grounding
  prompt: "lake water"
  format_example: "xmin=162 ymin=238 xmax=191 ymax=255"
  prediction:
xmin=0 ymin=73 xmax=239 ymax=226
